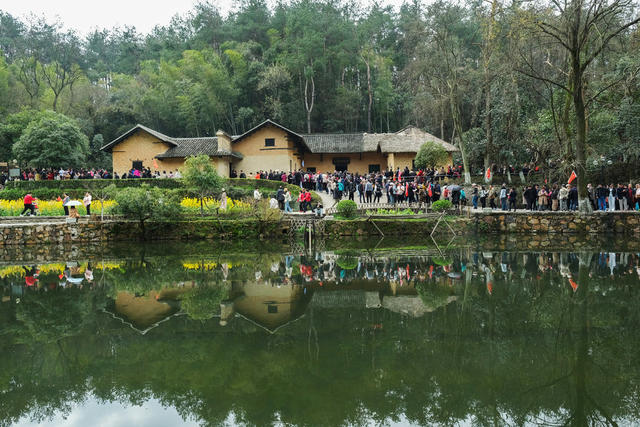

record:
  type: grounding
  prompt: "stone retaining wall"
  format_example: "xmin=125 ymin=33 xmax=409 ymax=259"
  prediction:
xmin=1 ymin=211 xmax=639 ymax=246
xmin=0 ymin=218 xmax=288 ymax=246
xmin=470 ymin=211 xmax=640 ymax=234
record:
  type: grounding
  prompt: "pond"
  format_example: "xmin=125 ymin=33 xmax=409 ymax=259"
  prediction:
xmin=1 ymin=238 xmax=639 ymax=426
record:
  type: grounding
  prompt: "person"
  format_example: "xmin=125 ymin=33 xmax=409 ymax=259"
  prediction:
xmin=373 ymin=183 xmax=382 ymax=203
xmin=471 ymin=184 xmax=479 ymax=209
xmin=607 ymin=184 xmax=616 ymax=212
xmin=269 ymin=195 xmax=278 ymax=209
xmin=523 ymin=185 xmax=535 ymax=210
xmin=276 ymin=186 xmax=285 ymax=210
xmin=83 ymin=192 xmax=92 ymax=216
xmin=617 ymin=184 xmax=628 ymax=211
xmin=253 ymin=188 xmax=261 ymax=201
xmin=488 ymin=185 xmax=497 ymax=209
xmin=304 ymin=188 xmax=312 ymax=211
xmin=550 ymin=185 xmax=559 ymax=211
xmin=558 ymin=185 xmax=569 ymax=211
xmin=479 ymin=186 xmax=487 ymax=208
xmin=219 ymin=188 xmax=227 ymax=211
xmin=499 ymin=184 xmax=508 ymax=211
xmin=568 ymin=185 xmax=578 ymax=211
xmin=596 ymin=184 xmax=607 ymax=211
xmin=20 ymin=193 xmax=35 ymax=216
xmin=365 ymin=180 xmax=373 ymax=203
xmin=284 ymin=188 xmax=292 ymax=212
xmin=69 ymin=205 xmax=80 ymax=218
xmin=635 ymin=184 xmax=640 ymax=210
xmin=61 ymin=193 xmax=70 ymax=216
xmin=537 ymin=186 xmax=548 ymax=211
xmin=508 ymin=187 xmax=517 ymax=211
xmin=298 ymin=189 xmax=307 ymax=212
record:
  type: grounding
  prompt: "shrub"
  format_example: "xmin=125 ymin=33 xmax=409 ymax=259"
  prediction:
xmin=113 ymin=185 xmax=182 ymax=238
xmin=337 ymin=255 xmax=358 ymax=270
xmin=431 ymin=199 xmax=453 ymax=212
xmin=336 ymin=199 xmax=358 ymax=219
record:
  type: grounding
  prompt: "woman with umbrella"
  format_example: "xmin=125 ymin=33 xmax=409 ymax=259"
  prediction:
xmin=65 ymin=199 xmax=82 ymax=218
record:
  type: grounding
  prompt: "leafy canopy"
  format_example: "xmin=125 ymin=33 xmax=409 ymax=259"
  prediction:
xmin=114 ymin=185 xmax=182 ymax=225
xmin=180 ymin=154 xmax=224 ymax=215
xmin=414 ymin=141 xmax=449 ymax=170
xmin=12 ymin=110 xmax=88 ymax=168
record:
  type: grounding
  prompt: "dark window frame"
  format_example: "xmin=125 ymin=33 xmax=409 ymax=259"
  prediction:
xmin=265 ymin=138 xmax=275 ymax=147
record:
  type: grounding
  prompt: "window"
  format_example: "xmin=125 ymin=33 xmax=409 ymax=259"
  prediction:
xmin=306 ymin=167 xmax=317 ymax=173
xmin=132 ymin=161 xmax=143 ymax=170
xmin=267 ymin=304 xmax=278 ymax=314
xmin=368 ymin=164 xmax=381 ymax=173
xmin=265 ymin=138 xmax=275 ymax=147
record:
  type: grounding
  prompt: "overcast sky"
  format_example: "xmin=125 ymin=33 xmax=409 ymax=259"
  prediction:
xmin=2 ymin=0 xmax=404 ymax=35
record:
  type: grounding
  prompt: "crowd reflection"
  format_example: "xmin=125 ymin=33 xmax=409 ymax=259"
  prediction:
xmin=2 ymin=244 xmax=640 ymax=427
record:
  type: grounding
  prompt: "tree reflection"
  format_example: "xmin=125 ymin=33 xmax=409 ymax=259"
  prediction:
xmin=1 ymin=243 xmax=640 ymax=425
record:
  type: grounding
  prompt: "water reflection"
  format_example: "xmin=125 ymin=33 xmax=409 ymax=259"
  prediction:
xmin=1 ymin=241 xmax=640 ymax=426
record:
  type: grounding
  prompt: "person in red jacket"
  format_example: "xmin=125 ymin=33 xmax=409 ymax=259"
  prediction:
xmin=20 ymin=193 xmax=35 ymax=216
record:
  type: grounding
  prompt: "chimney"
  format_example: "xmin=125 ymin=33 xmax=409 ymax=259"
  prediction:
xmin=216 ymin=130 xmax=231 ymax=152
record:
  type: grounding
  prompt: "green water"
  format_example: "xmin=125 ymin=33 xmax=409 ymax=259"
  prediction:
xmin=1 ymin=239 xmax=639 ymax=426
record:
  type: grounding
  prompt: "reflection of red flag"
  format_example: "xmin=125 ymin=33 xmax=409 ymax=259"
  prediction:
xmin=568 ymin=170 xmax=577 ymax=184
xmin=487 ymin=282 xmax=493 ymax=295
xmin=569 ymin=278 xmax=578 ymax=292
xmin=153 ymin=158 xmax=159 ymax=169
xmin=485 ymin=167 xmax=491 ymax=180
xmin=427 ymin=184 xmax=433 ymax=198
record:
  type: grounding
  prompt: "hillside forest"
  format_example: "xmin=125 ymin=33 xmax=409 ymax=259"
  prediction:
xmin=0 ymin=0 xmax=639 ymax=189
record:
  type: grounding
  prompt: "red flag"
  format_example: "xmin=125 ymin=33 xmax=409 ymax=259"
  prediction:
xmin=427 ymin=184 xmax=433 ymax=198
xmin=428 ymin=265 xmax=434 ymax=279
xmin=568 ymin=170 xmax=577 ymax=184
xmin=485 ymin=167 xmax=491 ymax=181
xmin=153 ymin=158 xmax=159 ymax=169
xmin=487 ymin=282 xmax=493 ymax=295
xmin=405 ymin=184 xmax=409 ymax=197
xmin=397 ymin=169 xmax=402 ymax=181
xmin=569 ymin=278 xmax=578 ymax=292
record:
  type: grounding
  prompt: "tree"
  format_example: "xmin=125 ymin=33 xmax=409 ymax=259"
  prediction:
xmin=12 ymin=110 xmax=88 ymax=168
xmin=113 ymin=185 xmax=182 ymax=238
xmin=520 ymin=0 xmax=640 ymax=212
xmin=414 ymin=141 xmax=450 ymax=169
xmin=180 ymin=154 xmax=224 ymax=216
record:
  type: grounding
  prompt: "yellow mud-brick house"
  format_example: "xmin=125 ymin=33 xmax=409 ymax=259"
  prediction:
xmin=101 ymin=119 xmax=458 ymax=177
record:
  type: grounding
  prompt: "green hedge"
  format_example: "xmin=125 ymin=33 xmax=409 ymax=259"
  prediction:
xmin=4 ymin=178 xmax=183 ymax=190
xmin=0 ymin=178 xmax=320 ymax=203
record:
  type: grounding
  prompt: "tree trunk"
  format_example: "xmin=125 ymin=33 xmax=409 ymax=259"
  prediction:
xmin=365 ymin=57 xmax=372 ymax=133
xmin=571 ymin=56 xmax=591 ymax=213
xmin=304 ymin=74 xmax=315 ymax=133
xmin=484 ymin=81 xmax=492 ymax=169
xmin=450 ymin=82 xmax=471 ymax=184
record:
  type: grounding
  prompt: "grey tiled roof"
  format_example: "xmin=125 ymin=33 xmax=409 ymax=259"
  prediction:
xmin=156 ymin=138 xmax=241 ymax=159
xmin=301 ymin=134 xmax=369 ymax=153
xmin=299 ymin=126 xmax=458 ymax=154
xmin=101 ymin=124 xmax=178 ymax=151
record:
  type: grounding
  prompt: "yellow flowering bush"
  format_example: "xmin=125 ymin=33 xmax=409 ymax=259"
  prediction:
xmin=0 ymin=196 xmax=250 ymax=217
xmin=0 ymin=199 xmax=116 ymax=216
xmin=180 ymin=197 xmax=252 ymax=214
xmin=0 ymin=262 xmax=123 ymax=278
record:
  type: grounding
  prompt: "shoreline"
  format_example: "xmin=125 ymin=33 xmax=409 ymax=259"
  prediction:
xmin=1 ymin=210 xmax=640 ymax=246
